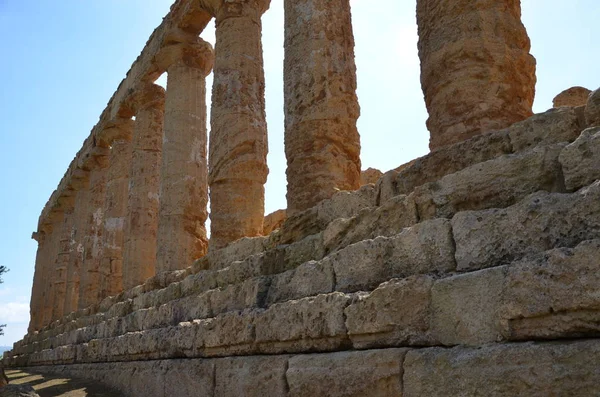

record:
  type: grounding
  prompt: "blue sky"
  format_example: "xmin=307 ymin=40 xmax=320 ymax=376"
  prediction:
xmin=0 ymin=0 xmax=598 ymax=346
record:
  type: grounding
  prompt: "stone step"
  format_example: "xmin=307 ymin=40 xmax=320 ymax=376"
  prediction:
xmin=10 ymin=179 xmax=600 ymax=359
xmin=9 ymin=340 xmax=600 ymax=397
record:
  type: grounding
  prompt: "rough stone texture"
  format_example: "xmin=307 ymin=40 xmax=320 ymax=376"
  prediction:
xmin=345 ymin=276 xmax=434 ymax=348
xmin=79 ymin=162 xmax=109 ymax=310
xmin=208 ymin=1 xmax=270 ymax=250
xmin=332 ymin=219 xmax=455 ymax=292
xmin=431 ymin=267 xmax=506 ymax=346
xmin=214 ymin=355 xmax=288 ymax=397
xmin=29 ymin=232 xmax=48 ymax=332
xmin=501 ymin=240 xmax=600 ymax=341
xmin=586 ymin=88 xmax=600 ymax=127
xmin=40 ymin=218 xmax=63 ymax=328
xmin=156 ymin=39 xmax=214 ymax=273
xmin=284 ymin=0 xmax=361 ymax=215
xmin=360 ymin=168 xmax=382 ymax=186
xmin=263 ymin=209 xmax=286 ymax=235
xmin=417 ymin=0 xmax=536 ymax=149
xmin=404 ymin=340 xmax=600 ymax=396
xmin=99 ymin=121 xmax=134 ymax=300
xmin=51 ymin=207 xmax=75 ymax=321
xmin=553 ymin=86 xmax=591 ymax=108
xmin=123 ymin=84 xmax=166 ymax=290
xmin=453 ymin=181 xmax=600 ymax=271
xmin=0 ymin=385 xmax=39 ymax=397
xmin=559 ymin=127 xmax=600 ymax=191
xmin=287 ymin=349 xmax=406 ymax=397
xmin=266 ymin=260 xmax=334 ymax=305
xmin=413 ymin=144 xmax=566 ymax=220
xmin=63 ymin=187 xmax=90 ymax=318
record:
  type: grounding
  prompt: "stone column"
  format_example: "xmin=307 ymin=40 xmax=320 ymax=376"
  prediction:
xmin=29 ymin=231 xmax=47 ymax=332
xmin=208 ymin=0 xmax=270 ymax=250
xmin=122 ymin=84 xmax=166 ymax=290
xmin=40 ymin=217 xmax=63 ymax=327
xmin=78 ymin=149 xmax=110 ymax=310
xmin=98 ymin=120 xmax=134 ymax=300
xmin=156 ymin=40 xmax=214 ymax=272
xmin=64 ymin=184 xmax=90 ymax=316
xmin=51 ymin=206 xmax=75 ymax=321
xmin=417 ymin=0 xmax=536 ymax=150
xmin=283 ymin=0 xmax=362 ymax=215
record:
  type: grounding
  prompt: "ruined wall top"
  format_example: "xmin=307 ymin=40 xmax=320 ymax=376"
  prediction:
xmin=35 ymin=0 xmax=214 ymax=236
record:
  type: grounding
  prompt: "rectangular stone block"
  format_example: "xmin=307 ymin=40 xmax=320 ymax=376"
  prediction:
xmin=404 ymin=340 xmax=600 ymax=396
xmin=559 ymin=126 xmax=600 ymax=191
xmin=345 ymin=276 xmax=434 ymax=349
xmin=266 ymin=260 xmax=335 ymax=305
xmin=200 ymin=310 xmax=258 ymax=357
xmin=287 ymin=349 xmax=407 ymax=397
xmin=254 ymin=293 xmax=352 ymax=354
xmin=333 ymin=219 xmax=455 ymax=292
xmin=431 ymin=267 xmax=506 ymax=346
xmin=452 ymin=181 xmax=600 ymax=271
xmin=413 ymin=144 xmax=565 ymax=220
xmin=214 ymin=355 xmax=289 ymax=397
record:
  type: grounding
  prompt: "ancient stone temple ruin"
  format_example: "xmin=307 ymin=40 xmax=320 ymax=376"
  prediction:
xmin=3 ymin=0 xmax=600 ymax=395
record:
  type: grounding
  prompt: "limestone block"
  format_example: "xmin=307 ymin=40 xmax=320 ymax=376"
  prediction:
xmin=254 ymin=293 xmax=352 ymax=353
xmin=418 ymin=0 xmax=536 ymax=149
xmin=214 ymin=355 xmax=289 ymax=397
xmin=209 ymin=277 xmax=270 ymax=316
xmin=345 ymin=276 xmax=434 ymax=349
xmin=500 ymin=240 xmax=600 ymax=341
xmin=452 ymin=181 xmax=600 ymax=271
xmin=586 ymin=89 xmax=600 ymax=127
xmin=324 ymin=194 xmax=419 ymax=253
xmin=284 ymin=0 xmax=361 ymax=214
xmin=393 ymin=130 xmax=513 ymax=198
xmin=333 ymin=219 xmax=455 ymax=292
xmin=431 ymin=267 xmax=506 ymax=346
xmin=287 ymin=349 xmax=406 ymax=397
xmin=262 ymin=209 xmax=286 ymax=235
xmin=553 ymin=86 xmax=591 ymax=108
xmin=266 ymin=260 xmax=335 ymax=305
xmin=280 ymin=185 xmax=376 ymax=245
xmin=206 ymin=236 xmax=268 ymax=271
xmin=413 ymin=144 xmax=565 ymax=220
xmin=179 ymin=270 xmax=218 ymax=297
xmin=508 ymin=107 xmax=583 ymax=152
xmin=559 ymin=127 xmax=600 ymax=191
xmin=200 ymin=310 xmax=258 ymax=357
xmin=162 ymin=359 xmax=214 ymax=396
xmin=360 ymin=168 xmax=383 ymax=186
xmin=404 ymin=340 xmax=600 ymax=396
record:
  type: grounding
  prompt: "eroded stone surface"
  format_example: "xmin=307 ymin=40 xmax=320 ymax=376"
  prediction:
xmin=586 ymin=89 xmax=600 ymax=127
xmin=559 ymin=127 xmax=600 ymax=191
xmin=417 ymin=0 xmax=536 ymax=149
xmin=553 ymin=86 xmax=591 ymax=108
xmin=284 ymin=0 xmax=361 ymax=214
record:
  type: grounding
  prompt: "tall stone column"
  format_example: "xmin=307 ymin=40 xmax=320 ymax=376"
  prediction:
xmin=64 ymin=185 xmax=90 ymax=316
xmin=417 ymin=0 xmax=536 ymax=150
xmin=283 ymin=0 xmax=362 ymax=215
xmin=78 ymin=152 xmax=109 ymax=310
xmin=29 ymin=231 xmax=47 ymax=332
xmin=40 ymin=217 xmax=63 ymax=327
xmin=156 ymin=40 xmax=214 ymax=272
xmin=208 ymin=0 xmax=270 ymax=250
xmin=51 ymin=206 xmax=75 ymax=321
xmin=98 ymin=120 xmax=134 ymax=300
xmin=122 ymin=84 xmax=166 ymax=290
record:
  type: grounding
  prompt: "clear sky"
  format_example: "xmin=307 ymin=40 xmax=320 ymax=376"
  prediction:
xmin=0 ymin=0 xmax=598 ymax=347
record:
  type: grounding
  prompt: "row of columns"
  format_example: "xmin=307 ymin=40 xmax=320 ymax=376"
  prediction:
xmin=29 ymin=0 xmax=536 ymax=331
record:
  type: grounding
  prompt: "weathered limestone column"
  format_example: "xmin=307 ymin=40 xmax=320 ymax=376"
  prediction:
xmin=29 ymin=231 xmax=47 ymax=332
xmin=283 ymin=0 xmax=362 ymax=215
xmin=208 ymin=0 xmax=270 ymax=250
xmin=77 ymin=146 xmax=110 ymax=310
xmin=40 ymin=217 xmax=63 ymax=327
xmin=98 ymin=120 xmax=134 ymax=300
xmin=417 ymin=0 xmax=537 ymax=150
xmin=51 ymin=206 xmax=75 ymax=321
xmin=156 ymin=40 xmax=214 ymax=272
xmin=122 ymin=84 xmax=166 ymax=289
xmin=64 ymin=184 xmax=90 ymax=315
